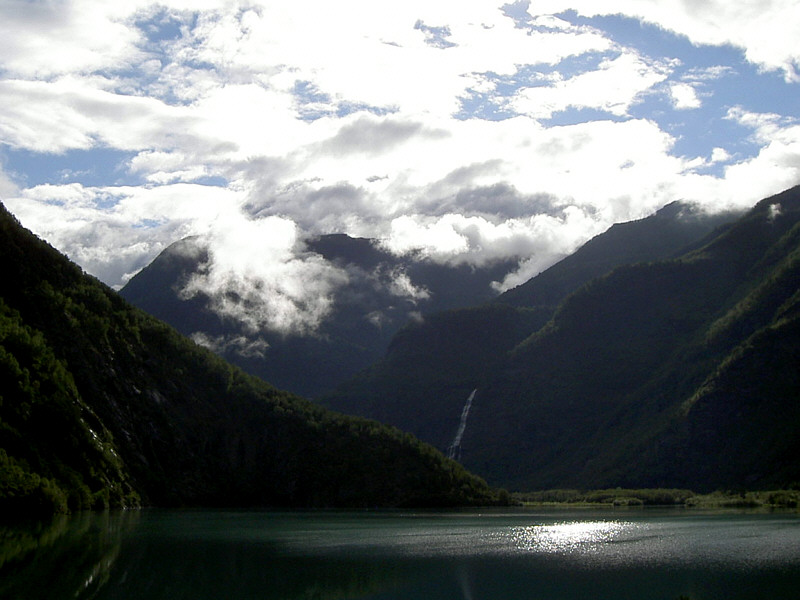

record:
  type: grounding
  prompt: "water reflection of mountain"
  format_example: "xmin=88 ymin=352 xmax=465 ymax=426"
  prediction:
xmin=4 ymin=510 xmax=800 ymax=599
xmin=0 ymin=510 xmax=138 ymax=599
xmin=111 ymin=552 xmax=407 ymax=600
xmin=0 ymin=511 xmax=407 ymax=600
xmin=101 ymin=538 xmax=406 ymax=600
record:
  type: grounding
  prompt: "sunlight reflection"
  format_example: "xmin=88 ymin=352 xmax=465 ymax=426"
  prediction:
xmin=509 ymin=521 xmax=630 ymax=554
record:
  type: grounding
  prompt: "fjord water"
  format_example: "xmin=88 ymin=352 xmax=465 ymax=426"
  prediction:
xmin=3 ymin=509 xmax=800 ymax=599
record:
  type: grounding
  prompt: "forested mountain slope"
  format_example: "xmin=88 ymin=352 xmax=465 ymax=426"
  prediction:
xmin=0 ymin=204 xmax=501 ymax=515
xmin=325 ymin=202 xmax=739 ymax=458
xmin=325 ymin=186 xmax=800 ymax=492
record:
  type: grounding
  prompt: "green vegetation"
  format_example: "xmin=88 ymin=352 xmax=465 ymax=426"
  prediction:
xmin=513 ymin=488 xmax=800 ymax=509
xmin=0 ymin=203 xmax=505 ymax=516
xmin=0 ymin=300 xmax=139 ymax=515
xmin=685 ymin=490 xmax=800 ymax=509
xmin=514 ymin=488 xmax=695 ymax=506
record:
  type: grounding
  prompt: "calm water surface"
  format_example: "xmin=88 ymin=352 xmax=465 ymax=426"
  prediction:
xmin=2 ymin=508 xmax=799 ymax=599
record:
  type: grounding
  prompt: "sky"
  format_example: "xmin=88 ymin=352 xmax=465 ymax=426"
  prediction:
xmin=1 ymin=0 xmax=799 ymax=335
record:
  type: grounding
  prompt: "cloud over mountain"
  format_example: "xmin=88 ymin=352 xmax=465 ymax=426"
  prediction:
xmin=1 ymin=0 xmax=798 ymax=334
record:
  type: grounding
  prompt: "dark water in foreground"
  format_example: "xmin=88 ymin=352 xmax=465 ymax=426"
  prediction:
xmin=2 ymin=508 xmax=800 ymax=599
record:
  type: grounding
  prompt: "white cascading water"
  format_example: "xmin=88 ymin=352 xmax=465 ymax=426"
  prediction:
xmin=447 ymin=389 xmax=477 ymax=460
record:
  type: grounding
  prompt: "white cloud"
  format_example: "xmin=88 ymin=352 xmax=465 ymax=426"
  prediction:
xmin=190 ymin=332 xmax=271 ymax=359
xmin=767 ymin=202 xmax=782 ymax=222
xmin=511 ymin=52 xmax=672 ymax=119
xmin=0 ymin=163 xmax=19 ymax=199
xmin=710 ymin=147 xmax=732 ymax=163
xmin=655 ymin=106 xmax=800 ymax=210
xmin=0 ymin=78 xmax=211 ymax=154
xmin=725 ymin=106 xmax=800 ymax=145
xmin=192 ymin=83 xmax=307 ymax=157
xmin=531 ymin=0 xmax=800 ymax=81
xmin=268 ymin=114 xmax=689 ymax=229
xmin=493 ymin=205 xmax=608 ymax=291
xmin=179 ymin=212 xmax=349 ymax=335
xmin=4 ymin=182 xmax=242 ymax=287
xmin=719 ymin=149 xmax=800 ymax=206
xmin=128 ymin=151 xmax=212 ymax=184
xmin=723 ymin=108 xmax=800 ymax=199
xmin=384 ymin=214 xmax=472 ymax=259
xmin=0 ymin=0 xmax=143 ymax=78
xmin=669 ymin=83 xmax=701 ymax=110
xmin=2 ymin=0 xmax=798 ymax=337
xmin=386 ymin=269 xmax=431 ymax=303
xmin=381 ymin=207 xmax=608 ymax=291
xmin=169 ymin=2 xmax=504 ymax=117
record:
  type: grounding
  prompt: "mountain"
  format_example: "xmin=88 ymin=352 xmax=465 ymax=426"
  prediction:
xmin=0 ymin=203 xmax=502 ymax=516
xmin=323 ymin=201 xmax=739 ymax=453
xmin=497 ymin=200 xmax=738 ymax=308
xmin=121 ymin=234 xmax=520 ymax=398
xmin=324 ymin=188 xmax=800 ymax=492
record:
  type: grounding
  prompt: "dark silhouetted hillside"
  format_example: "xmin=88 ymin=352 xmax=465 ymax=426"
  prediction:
xmin=0 ymin=204 xmax=502 ymax=516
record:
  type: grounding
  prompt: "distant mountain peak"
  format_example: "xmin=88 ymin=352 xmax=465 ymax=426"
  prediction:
xmin=121 ymin=231 xmax=520 ymax=397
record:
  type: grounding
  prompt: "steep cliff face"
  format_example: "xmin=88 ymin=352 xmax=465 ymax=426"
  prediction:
xmin=325 ymin=186 xmax=800 ymax=492
xmin=0 ymin=204 xmax=501 ymax=515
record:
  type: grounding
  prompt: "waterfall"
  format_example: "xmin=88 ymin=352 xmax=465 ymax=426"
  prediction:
xmin=447 ymin=389 xmax=476 ymax=460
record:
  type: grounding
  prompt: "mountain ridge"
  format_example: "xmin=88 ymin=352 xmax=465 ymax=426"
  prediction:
xmin=324 ymin=186 xmax=800 ymax=491
xmin=497 ymin=200 xmax=739 ymax=308
xmin=324 ymin=201 xmax=741 ymax=455
xmin=121 ymin=232 xmax=521 ymax=398
xmin=0 ymin=203 xmax=502 ymax=515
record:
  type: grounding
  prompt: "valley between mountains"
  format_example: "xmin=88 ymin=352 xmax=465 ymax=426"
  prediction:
xmin=122 ymin=186 xmax=800 ymax=493
xmin=2 ymin=186 xmax=799 ymax=516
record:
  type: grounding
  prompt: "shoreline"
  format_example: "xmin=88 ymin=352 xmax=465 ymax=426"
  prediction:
xmin=511 ymin=488 xmax=800 ymax=510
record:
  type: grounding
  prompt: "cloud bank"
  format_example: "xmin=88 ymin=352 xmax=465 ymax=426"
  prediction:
xmin=1 ymin=0 xmax=798 ymax=334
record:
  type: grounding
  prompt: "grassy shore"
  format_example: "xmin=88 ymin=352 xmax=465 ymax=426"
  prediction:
xmin=512 ymin=488 xmax=800 ymax=509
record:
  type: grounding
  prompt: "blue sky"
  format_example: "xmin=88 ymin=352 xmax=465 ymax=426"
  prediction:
xmin=1 ymin=0 xmax=798 ymax=334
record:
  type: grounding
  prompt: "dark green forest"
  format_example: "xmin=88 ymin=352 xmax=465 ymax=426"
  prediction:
xmin=0 ymin=203 xmax=503 ymax=516
xmin=325 ymin=186 xmax=800 ymax=492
